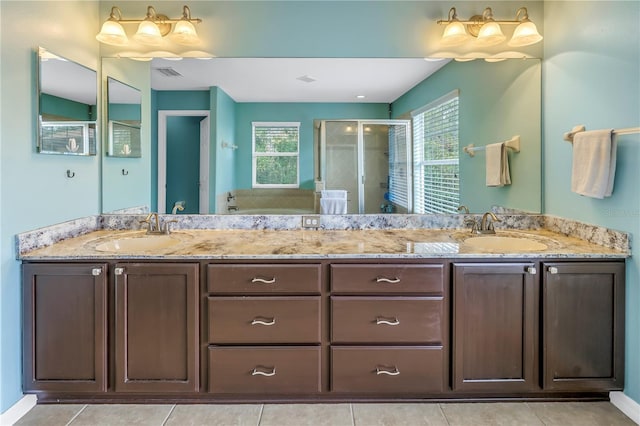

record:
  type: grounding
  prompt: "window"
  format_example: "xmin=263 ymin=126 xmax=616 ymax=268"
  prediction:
xmin=412 ymin=90 xmax=460 ymax=214
xmin=388 ymin=124 xmax=410 ymax=210
xmin=252 ymin=122 xmax=300 ymax=188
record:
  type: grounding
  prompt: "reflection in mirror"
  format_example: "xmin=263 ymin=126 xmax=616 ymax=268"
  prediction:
xmin=100 ymin=57 xmax=541 ymax=215
xmin=37 ymin=47 xmax=97 ymax=155
xmin=107 ymin=77 xmax=142 ymax=157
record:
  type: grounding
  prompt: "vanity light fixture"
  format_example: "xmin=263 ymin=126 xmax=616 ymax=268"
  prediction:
xmin=437 ymin=6 xmax=542 ymax=48
xmin=96 ymin=5 xmax=202 ymax=47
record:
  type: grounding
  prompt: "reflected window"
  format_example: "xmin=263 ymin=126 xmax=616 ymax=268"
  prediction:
xmin=252 ymin=122 xmax=300 ymax=188
xmin=412 ymin=90 xmax=460 ymax=214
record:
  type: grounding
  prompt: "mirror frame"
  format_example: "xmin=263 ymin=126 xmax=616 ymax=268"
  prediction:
xmin=36 ymin=47 xmax=98 ymax=156
xmin=106 ymin=76 xmax=142 ymax=158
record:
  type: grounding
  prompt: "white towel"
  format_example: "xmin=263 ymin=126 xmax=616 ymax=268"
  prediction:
xmin=320 ymin=198 xmax=347 ymax=214
xmin=486 ymin=142 xmax=511 ymax=187
xmin=321 ymin=190 xmax=347 ymax=199
xmin=571 ymin=129 xmax=616 ymax=198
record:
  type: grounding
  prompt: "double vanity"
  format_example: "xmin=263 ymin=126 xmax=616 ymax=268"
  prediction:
xmin=18 ymin=213 xmax=628 ymax=403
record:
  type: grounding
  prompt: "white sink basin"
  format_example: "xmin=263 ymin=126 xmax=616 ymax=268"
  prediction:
xmin=94 ymin=234 xmax=187 ymax=252
xmin=463 ymin=235 xmax=548 ymax=252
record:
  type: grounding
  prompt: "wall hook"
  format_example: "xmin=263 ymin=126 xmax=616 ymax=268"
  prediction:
xmin=66 ymin=170 xmax=75 ymax=178
xmin=122 ymin=169 xmax=129 ymax=176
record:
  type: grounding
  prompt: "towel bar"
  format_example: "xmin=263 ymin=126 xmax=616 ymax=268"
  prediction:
xmin=564 ymin=125 xmax=640 ymax=143
xmin=463 ymin=135 xmax=520 ymax=157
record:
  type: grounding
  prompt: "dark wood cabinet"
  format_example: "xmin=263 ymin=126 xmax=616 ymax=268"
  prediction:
xmin=23 ymin=263 xmax=108 ymax=392
xmin=542 ymin=261 xmax=625 ymax=391
xmin=114 ymin=263 xmax=199 ymax=392
xmin=452 ymin=262 xmax=538 ymax=392
xmin=330 ymin=263 xmax=447 ymax=394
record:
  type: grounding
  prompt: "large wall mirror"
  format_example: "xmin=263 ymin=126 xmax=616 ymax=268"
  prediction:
xmin=100 ymin=57 xmax=541 ymax=216
xmin=37 ymin=47 xmax=97 ymax=155
xmin=106 ymin=77 xmax=142 ymax=157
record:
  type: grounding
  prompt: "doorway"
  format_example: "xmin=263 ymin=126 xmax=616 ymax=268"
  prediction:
xmin=319 ymin=120 xmax=411 ymax=214
xmin=158 ymin=110 xmax=210 ymax=214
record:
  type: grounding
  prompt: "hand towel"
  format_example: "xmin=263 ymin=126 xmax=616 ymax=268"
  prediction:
xmin=320 ymin=198 xmax=347 ymax=214
xmin=571 ymin=129 xmax=616 ymax=198
xmin=486 ymin=142 xmax=511 ymax=187
xmin=321 ymin=189 xmax=347 ymax=199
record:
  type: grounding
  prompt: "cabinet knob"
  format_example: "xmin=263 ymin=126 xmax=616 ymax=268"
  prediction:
xmin=548 ymin=266 xmax=559 ymax=274
xmin=91 ymin=268 xmax=102 ymax=276
xmin=251 ymin=277 xmax=276 ymax=284
xmin=375 ymin=365 xmax=400 ymax=376
xmin=114 ymin=267 xmax=125 ymax=276
xmin=251 ymin=366 xmax=276 ymax=377
xmin=526 ymin=266 xmax=537 ymax=275
xmin=376 ymin=276 xmax=401 ymax=284
xmin=375 ymin=316 xmax=400 ymax=326
xmin=251 ymin=317 xmax=276 ymax=326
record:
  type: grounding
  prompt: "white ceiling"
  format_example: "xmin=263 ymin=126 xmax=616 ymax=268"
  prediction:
xmin=150 ymin=57 xmax=450 ymax=103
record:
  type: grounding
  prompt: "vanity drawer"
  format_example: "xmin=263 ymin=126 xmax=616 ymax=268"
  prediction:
xmin=331 ymin=264 xmax=444 ymax=295
xmin=207 ymin=264 xmax=321 ymax=294
xmin=208 ymin=346 xmax=321 ymax=394
xmin=331 ymin=346 xmax=444 ymax=393
xmin=331 ymin=297 xmax=443 ymax=344
xmin=208 ymin=296 xmax=320 ymax=344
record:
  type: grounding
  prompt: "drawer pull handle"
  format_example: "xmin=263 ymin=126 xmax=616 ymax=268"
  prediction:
xmin=548 ymin=266 xmax=559 ymax=274
xmin=376 ymin=276 xmax=400 ymax=283
xmin=251 ymin=366 xmax=276 ymax=377
xmin=376 ymin=366 xmax=400 ymax=376
xmin=376 ymin=316 xmax=400 ymax=326
xmin=251 ymin=317 xmax=276 ymax=326
xmin=251 ymin=277 xmax=276 ymax=284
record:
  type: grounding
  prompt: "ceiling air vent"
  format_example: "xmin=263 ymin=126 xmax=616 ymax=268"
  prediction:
xmin=154 ymin=67 xmax=183 ymax=77
xmin=296 ymin=75 xmax=317 ymax=83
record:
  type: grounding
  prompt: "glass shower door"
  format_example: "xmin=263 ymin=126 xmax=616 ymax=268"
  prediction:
xmin=323 ymin=121 xmax=359 ymax=214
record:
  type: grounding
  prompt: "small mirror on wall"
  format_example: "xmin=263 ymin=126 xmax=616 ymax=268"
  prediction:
xmin=37 ymin=47 xmax=97 ymax=155
xmin=107 ymin=77 xmax=142 ymax=157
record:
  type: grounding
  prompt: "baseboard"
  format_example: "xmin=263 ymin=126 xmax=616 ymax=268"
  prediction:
xmin=0 ymin=395 xmax=36 ymax=426
xmin=610 ymin=391 xmax=640 ymax=425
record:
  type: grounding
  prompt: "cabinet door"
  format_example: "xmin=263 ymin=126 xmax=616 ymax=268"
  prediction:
xmin=452 ymin=262 xmax=538 ymax=392
xmin=543 ymin=262 xmax=625 ymax=391
xmin=115 ymin=263 xmax=199 ymax=392
xmin=23 ymin=263 xmax=108 ymax=392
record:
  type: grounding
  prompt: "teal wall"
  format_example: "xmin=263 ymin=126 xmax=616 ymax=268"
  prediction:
xmin=235 ymin=103 xmax=389 ymax=190
xmin=101 ymin=57 xmax=151 ymax=214
xmin=543 ymin=1 xmax=640 ymax=404
xmin=166 ymin=116 xmax=203 ymax=214
xmin=0 ymin=0 xmax=100 ymax=413
xmin=41 ymin=93 xmax=96 ymax=121
xmin=211 ymin=87 xmax=237 ymax=213
xmin=151 ymin=90 xmax=210 ymax=211
xmin=392 ymin=59 xmax=542 ymax=213
xmin=108 ymin=103 xmax=140 ymax=122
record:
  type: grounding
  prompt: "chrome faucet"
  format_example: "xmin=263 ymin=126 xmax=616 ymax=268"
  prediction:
xmin=140 ymin=213 xmax=177 ymax=235
xmin=479 ymin=211 xmax=501 ymax=234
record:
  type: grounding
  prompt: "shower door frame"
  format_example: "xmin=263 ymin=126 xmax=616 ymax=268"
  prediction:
xmin=320 ymin=119 xmax=412 ymax=214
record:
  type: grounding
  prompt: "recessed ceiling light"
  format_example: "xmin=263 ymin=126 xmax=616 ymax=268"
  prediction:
xmin=296 ymin=75 xmax=317 ymax=83
xmin=356 ymin=95 xmax=366 ymax=99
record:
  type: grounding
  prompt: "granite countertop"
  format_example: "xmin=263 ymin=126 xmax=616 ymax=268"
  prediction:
xmin=19 ymin=227 xmax=629 ymax=260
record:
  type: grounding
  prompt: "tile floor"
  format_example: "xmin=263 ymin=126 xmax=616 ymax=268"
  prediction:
xmin=13 ymin=401 xmax=636 ymax=426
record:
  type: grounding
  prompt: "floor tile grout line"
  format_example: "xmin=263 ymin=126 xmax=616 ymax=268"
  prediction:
xmin=525 ymin=401 xmax=549 ymax=426
xmin=257 ymin=403 xmax=265 ymax=426
xmin=65 ymin=404 xmax=88 ymax=426
xmin=160 ymin=404 xmax=177 ymax=426
xmin=437 ymin=403 xmax=452 ymax=426
xmin=350 ymin=403 xmax=356 ymax=426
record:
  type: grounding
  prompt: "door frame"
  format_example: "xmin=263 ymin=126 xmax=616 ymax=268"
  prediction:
xmin=158 ymin=110 xmax=210 ymax=214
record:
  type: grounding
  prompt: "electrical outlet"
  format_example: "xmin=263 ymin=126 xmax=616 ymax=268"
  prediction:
xmin=302 ymin=215 xmax=320 ymax=228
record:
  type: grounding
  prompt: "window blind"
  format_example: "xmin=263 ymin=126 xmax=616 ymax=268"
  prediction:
xmin=412 ymin=91 xmax=460 ymax=214
xmin=388 ymin=125 xmax=409 ymax=209
xmin=252 ymin=122 xmax=300 ymax=188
